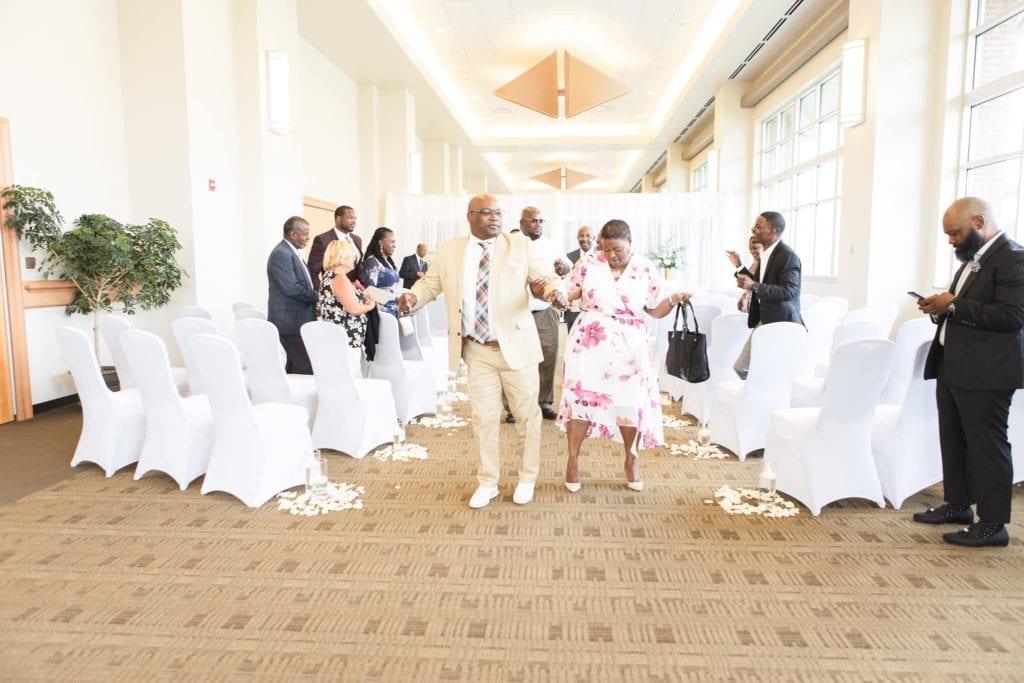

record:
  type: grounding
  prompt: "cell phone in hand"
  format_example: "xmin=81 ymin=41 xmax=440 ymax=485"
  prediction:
xmin=907 ymin=290 xmax=924 ymax=300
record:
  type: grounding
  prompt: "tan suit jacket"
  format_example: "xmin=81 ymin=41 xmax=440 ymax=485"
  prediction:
xmin=409 ymin=232 xmax=563 ymax=371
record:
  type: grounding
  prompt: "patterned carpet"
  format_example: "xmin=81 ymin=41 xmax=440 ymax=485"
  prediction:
xmin=1 ymin=397 xmax=1023 ymax=681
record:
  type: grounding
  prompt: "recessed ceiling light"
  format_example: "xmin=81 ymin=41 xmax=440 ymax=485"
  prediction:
xmin=596 ymin=105 xmax=613 ymax=112
xmin=493 ymin=106 xmax=512 ymax=114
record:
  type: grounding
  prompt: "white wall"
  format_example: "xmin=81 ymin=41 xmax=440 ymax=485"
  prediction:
xmin=0 ymin=0 xmax=132 ymax=403
xmin=298 ymin=38 xmax=360 ymax=210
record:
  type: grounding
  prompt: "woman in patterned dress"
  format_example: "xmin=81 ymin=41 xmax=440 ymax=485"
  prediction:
xmin=317 ymin=239 xmax=376 ymax=349
xmin=357 ymin=227 xmax=402 ymax=316
xmin=556 ymin=219 xmax=691 ymax=492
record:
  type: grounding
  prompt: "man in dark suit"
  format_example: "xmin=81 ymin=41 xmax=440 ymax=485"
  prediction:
xmin=913 ymin=197 xmax=1024 ymax=548
xmin=399 ymin=243 xmax=429 ymax=289
xmin=733 ymin=211 xmax=803 ymax=379
xmin=267 ymin=216 xmax=317 ymax=374
xmin=564 ymin=225 xmax=593 ymax=331
xmin=306 ymin=205 xmax=362 ymax=284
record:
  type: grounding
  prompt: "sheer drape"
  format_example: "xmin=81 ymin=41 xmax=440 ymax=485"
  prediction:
xmin=384 ymin=192 xmax=730 ymax=291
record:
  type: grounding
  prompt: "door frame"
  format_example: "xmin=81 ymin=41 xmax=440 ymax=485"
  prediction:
xmin=0 ymin=118 xmax=31 ymax=421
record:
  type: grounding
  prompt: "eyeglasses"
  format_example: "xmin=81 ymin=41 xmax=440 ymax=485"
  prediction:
xmin=470 ymin=209 xmax=503 ymax=218
xmin=525 ymin=218 xmax=545 ymax=224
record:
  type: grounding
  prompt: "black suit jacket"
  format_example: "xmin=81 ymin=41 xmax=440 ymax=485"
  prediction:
xmin=399 ymin=254 xmax=428 ymax=290
xmin=924 ymin=233 xmax=1024 ymax=391
xmin=567 ymin=248 xmax=582 ymax=264
xmin=307 ymin=229 xmax=362 ymax=284
xmin=267 ymin=240 xmax=317 ymax=336
xmin=739 ymin=240 xmax=803 ymax=328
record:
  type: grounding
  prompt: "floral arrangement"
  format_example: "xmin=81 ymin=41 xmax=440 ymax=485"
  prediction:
xmin=647 ymin=239 xmax=687 ymax=270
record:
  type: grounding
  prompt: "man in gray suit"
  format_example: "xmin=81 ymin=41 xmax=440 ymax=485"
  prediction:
xmin=564 ymin=225 xmax=594 ymax=331
xmin=267 ymin=216 xmax=317 ymax=374
xmin=914 ymin=197 xmax=1024 ymax=547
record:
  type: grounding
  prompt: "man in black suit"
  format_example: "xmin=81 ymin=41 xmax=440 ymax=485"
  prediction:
xmin=913 ymin=197 xmax=1024 ymax=548
xmin=399 ymin=243 xmax=429 ymax=289
xmin=267 ymin=216 xmax=317 ymax=374
xmin=307 ymin=205 xmax=362 ymax=284
xmin=564 ymin=225 xmax=593 ymax=331
xmin=733 ymin=211 xmax=803 ymax=379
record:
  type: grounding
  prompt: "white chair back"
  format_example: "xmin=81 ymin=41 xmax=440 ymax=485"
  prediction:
xmin=426 ymin=295 xmax=447 ymax=336
xmin=680 ymin=313 xmax=747 ymax=424
xmin=57 ymin=327 xmax=113 ymax=410
xmin=172 ymin=317 xmax=218 ymax=394
xmin=180 ymin=305 xmax=212 ymax=319
xmin=398 ymin=315 xmax=424 ymax=361
xmin=808 ymin=296 xmax=849 ymax=329
xmin=879 ymin=317 xmax=934 ymax=404
xmin=372 ymin=313 xmax=436 ymax=422
xmin=232 ymin=301 xmax=256 ymax=311
xmin=233 ymin=307 xmax=267 ymax=321
xmin=415 ymin=309 xmax=433 ymax=348
xmin=121 ymin=330 xmax=181 ymax=411
xmin=189 ymin=333 xmax=255 ymax=431
xmin=235 ymin=318 xmax=290 ymax=404
xmin=800 ymin=293 xmax=820 ymax=309
xmin=302 ymin=321 xmax=358 ymax=395
xmin=818 ymin=339 xmax=895 ymax=429
xmin=747 ymin=322 xmax=806 ymax=394
xmin=832 ymin=319 xmax=887 ymax=349
xmin=865 ymin=301 xmax=898 ymax=338
xmin=800 ymin=307 xmax=839 ymax=379
xmin=691 ymin=304 xmax=721 ymax=347
xmin=99 ymin=314 xmax=135 ymax=389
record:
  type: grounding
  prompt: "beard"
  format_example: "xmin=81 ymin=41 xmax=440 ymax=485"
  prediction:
xmin=954 ymin=230 xmax=985 ymax=262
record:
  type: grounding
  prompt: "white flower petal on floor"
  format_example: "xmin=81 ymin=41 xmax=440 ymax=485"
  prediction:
xmin=712 ymin=484 xmax=800 ymax=518
xmin=662 ymin=414 xmax=691 ymax=430
xmin=411 ymin=415 xmax=469 ymax=429
xmin=668 ymin=442 xmax=729 ymax=460
xmin=372 ymin=443 xmax=430 ymax=462
xmin=275 ymin=482 xmax=365 ymax=515
xmin=447 ymin=391 xmax=470 ymax=403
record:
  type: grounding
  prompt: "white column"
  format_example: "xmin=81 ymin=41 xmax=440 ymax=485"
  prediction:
xmin=665 ymin=142 xmax=688 ymax=192
xmin=713 ymin=80 xmax=753 ymax=252
xmin=422 ymin=141 xmax=451 ymax=194
xmin=358 ymin=84 xmax=381 ymax=227
xmin=450 ymin=146 xmax=464 ymax=195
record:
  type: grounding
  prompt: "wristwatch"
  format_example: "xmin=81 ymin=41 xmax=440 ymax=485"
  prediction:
xmin=751 ymin=282 xmax=760 ymax=294
xmin=946 ymin=300 xmax=956 ymax=318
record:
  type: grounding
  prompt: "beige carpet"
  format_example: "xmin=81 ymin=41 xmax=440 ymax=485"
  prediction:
xmin=1 ymin=398 xmax=1023 ymax=681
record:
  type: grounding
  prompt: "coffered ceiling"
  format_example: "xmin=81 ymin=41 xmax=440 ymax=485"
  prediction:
xmin=299 ymin=0 xmax=844 ymax=193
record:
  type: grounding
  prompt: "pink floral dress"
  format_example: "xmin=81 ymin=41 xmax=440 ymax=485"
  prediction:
xmin=556 ymin=252 xmax=665 ymax=450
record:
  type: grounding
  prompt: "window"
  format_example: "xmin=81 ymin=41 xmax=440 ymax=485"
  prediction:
xmin=937 ymin=0 xmax=1024 ymax=285
xmin=691 ymin=161 xmax=708 ymax=192
xmin=756 ymin=70 xmax=842 ymax=278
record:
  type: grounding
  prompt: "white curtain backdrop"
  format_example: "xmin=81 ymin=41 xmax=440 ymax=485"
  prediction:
xmin=384 ymin=192 xmax=732 ymax=292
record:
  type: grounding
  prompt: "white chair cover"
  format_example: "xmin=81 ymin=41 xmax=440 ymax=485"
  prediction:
xmin=180 ymin=306 xmax=212 ymax=319
xmin=398 ymin=315 xmax=424 ymax=361
xmin=302 ymin=321 xmax=397 ymax=458
xmin=871 ymin=342 xmax=941 ymax=508
xmin=1009 ymin=390 xmax=1024 ymax=485
xmin=815 ymin=319 xmax=888 ymax=377
xmin=425 ymin=294 xmax=448 ymax=337
xmin=370 ymin=314 xmax=437 ymax=423
xmin=232 ymin=301 xmax=256 ymax=311
xmin=864 ymin=301 xmax=898 ymax=338
xmin=233 ymin=307 xmax=267 ymax=321
xmin=235 ymin=318 xmax=317 ymax=428
xmin=191 ymin=333 xmax=309 ymax=507
xmin=798 ymin=307 xmax=838 ymax=380
xmin=413 ymin=308 xmax=448 ymax=393
xmin=172 ymin=317 xmax=218 ymax=395
xmin=121 ymin=330 xmax=214 ymax=489
xmin=766 ymin=339 xmax=895 ymax=515
xmin=709 ymin=322 xmax=806 ymax=460
xmin=56 ymin=326 xmax=145 ymax=476
xmin=878 ymin=317 xmax=934 ymax=405
xmin=100 ymin=314 xmax=189 ymax=395
xmin=681 ymin=313 xmax=749 ymax=425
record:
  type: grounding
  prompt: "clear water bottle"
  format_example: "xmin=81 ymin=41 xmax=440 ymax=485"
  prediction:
xmin=697 ymin=422 xmax=711 ymax=453
xmin=457 ymin=359 xmax=469 ymax=383
xmin=446 ymin=371 xmax=457 ymax=396
xmin=392 ymin=420 xmax=406 ymax=452
xmin=440 ymin=400 xmax=453 ymax=425
xmin=758 ymin=463 xmax=777 ymax=503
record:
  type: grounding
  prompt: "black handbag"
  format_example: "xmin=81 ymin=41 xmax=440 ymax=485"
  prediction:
xmin=666 ymin=300 xmax=709 ymax=383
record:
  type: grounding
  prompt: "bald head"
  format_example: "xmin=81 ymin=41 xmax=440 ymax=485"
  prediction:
xmin=467 ymin=193 xmax=502 ymax=240
xmin=577 ymin=225 xmax=593 ymax=253
xmin=943 ymin=196 xmax=1000 ymax=262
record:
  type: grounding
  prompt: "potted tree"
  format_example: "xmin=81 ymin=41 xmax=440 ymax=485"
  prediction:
xmin=2 ymin=185 xmax=186 ymax=374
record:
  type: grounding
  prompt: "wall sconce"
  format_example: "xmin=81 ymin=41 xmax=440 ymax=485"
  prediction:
xmin=839 ymin=39 xmax=866 ymax=128
xmin=266 ymin=50 xmax=290 ymax=135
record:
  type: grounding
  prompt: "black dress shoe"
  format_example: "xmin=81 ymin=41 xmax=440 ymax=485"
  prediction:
xmin=541 ymin=407 xmax=557 ymax=420
xmin=913 ymin=504 xmax=974 ymax=525
xmin=505 ymin=413 xmax=516 ymax=424
xmin=943 ymin=523 xmax=1010 ymax=548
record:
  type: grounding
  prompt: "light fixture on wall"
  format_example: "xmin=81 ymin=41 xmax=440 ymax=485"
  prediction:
xmin=495 ymin=50 xmax=629 ymax=119
xmin=839 ymin=39 xmax=867 ymax=128
xmin=266 ymin=51 xmax=291 ymax=135
xmin=530 ymin=167 xmax=597 ymax=190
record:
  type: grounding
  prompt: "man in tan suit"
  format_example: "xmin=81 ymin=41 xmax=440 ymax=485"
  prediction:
xmin=398 ymin=194 xmax=566 ymax=509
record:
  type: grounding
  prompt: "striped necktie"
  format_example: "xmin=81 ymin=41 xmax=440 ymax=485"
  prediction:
xmin=474 ymin=241 xmax=491 ymax=341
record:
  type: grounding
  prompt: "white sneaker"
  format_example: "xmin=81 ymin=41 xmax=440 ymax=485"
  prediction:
xmin=512 ymin=481 xmax=535 ymax=505
xmin=468 ymin=486 xmax=499 ymax=509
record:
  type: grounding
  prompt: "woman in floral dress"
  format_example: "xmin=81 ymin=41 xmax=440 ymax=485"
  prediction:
xmin=317 ymin=239 xmax=376 ymax=349
xmin=556 ymin=219 xmax=691 ymax=492
xmin=357 ymin=227 xmax=402 ymax=317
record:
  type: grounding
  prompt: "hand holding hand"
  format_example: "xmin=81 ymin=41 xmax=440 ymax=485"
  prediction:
xmin=554 ymin=259 xmax=571 ymax=277
xmin=397 ymin=292 xmax=417 ymax=314
xmin=919 ymin=292 xmax=953 ymax=316
xmin=547 ymin=289 xmax=568 ymax=310
xmin=528 ymin=277 xmax=547 ymax=299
